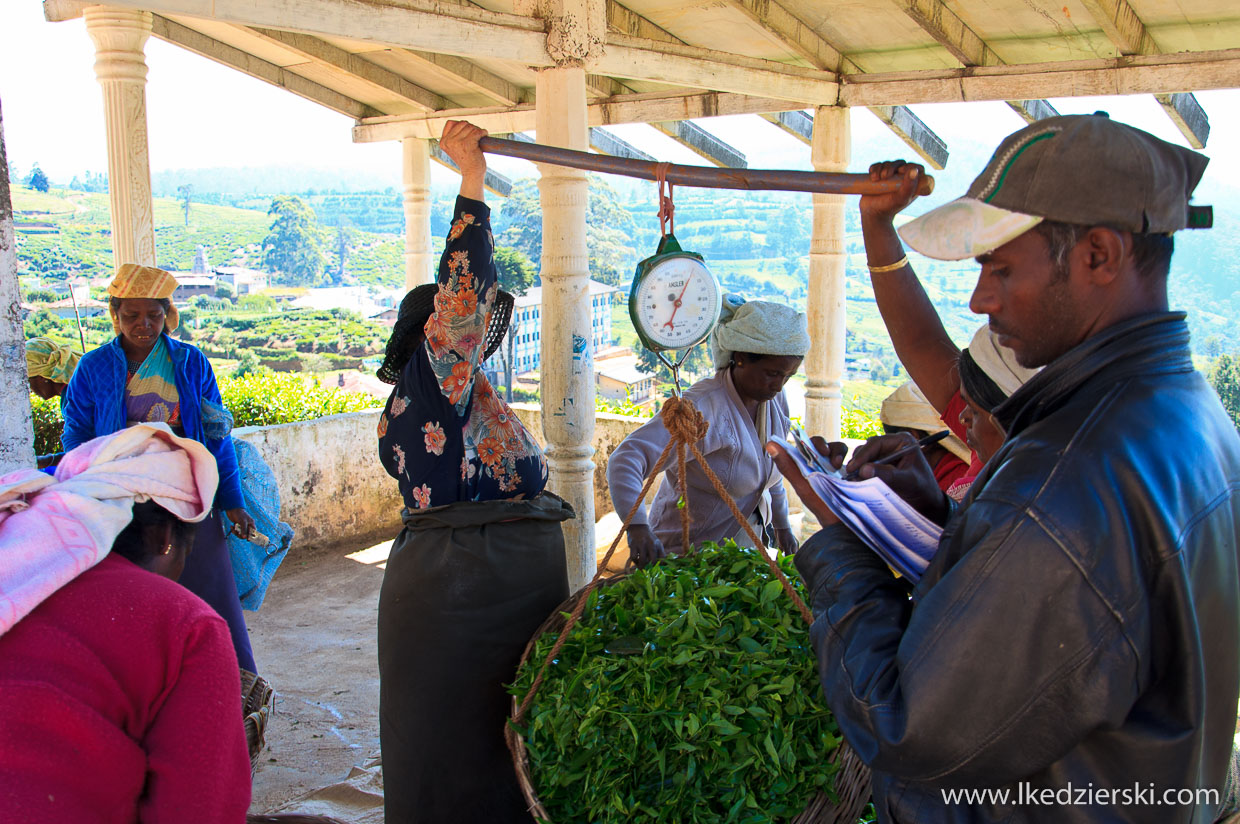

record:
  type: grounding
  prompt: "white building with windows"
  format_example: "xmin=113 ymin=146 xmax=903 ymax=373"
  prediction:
xmin=490 ymin=280 xmax=618 ymax=375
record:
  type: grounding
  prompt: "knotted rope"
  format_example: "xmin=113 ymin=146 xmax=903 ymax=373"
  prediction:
xmin=656 ymin=161 xmax=675 ymax=239
xmin=512 ymin=394 xmax=814 ymax=729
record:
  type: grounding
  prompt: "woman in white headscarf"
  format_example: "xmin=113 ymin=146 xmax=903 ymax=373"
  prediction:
xmin=608 ymin=295 xmax=811 ymax=566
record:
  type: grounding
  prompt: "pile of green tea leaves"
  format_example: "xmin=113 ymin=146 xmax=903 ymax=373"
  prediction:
xmin=508 ymin=540 xmax=842 ymax=823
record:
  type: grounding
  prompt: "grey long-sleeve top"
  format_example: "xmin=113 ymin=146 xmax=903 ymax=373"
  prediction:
xmin=606 ymin=370 xmax=792 ymax=552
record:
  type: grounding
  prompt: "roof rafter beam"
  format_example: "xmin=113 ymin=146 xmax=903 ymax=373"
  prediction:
xmin=399 ymin=49 xmax=529 ymax=107
xmin=896 ymin=0 xmax=1056 ymax=125
xmin=759 ymin=110 xmax=813 ymax=142
xmin=498 ymin=128 xmax=657 ymax=162
xmin=354 ymin=92 xmax=805 ymax=142
xmin=245 ymin=27 xmax=449 ymax=111
xmin=1077 ymin=0 xmax=1154 ymax=56
xmin=839 ymin=49 xmax=1240 ymax=107
xmin=867 ymin=106 xmax=949 ymax=169
xmin=725 ymin=0 xmax=948 ymax=166
xmin=149 ymin=15 xmax=379 ymax=119
xmin=429 ymin=141 xmax=513 ymax=196
xmin=598 ymin=2 xmax=748 ymax=166
xmin=1155 ymin=91 xmax=1210 ymax=149
xmin=85 ymin=0 xmax=840 ymax=105
xmin=727 ymin=0 xmax=843 ymax=71
xmin=1076 ymin=0 xmax=1209 ymax=147
xmin=650 ymin=121 xmax=746 ymax=167
xmin=590 ymin=128 xmax=656 ymax=161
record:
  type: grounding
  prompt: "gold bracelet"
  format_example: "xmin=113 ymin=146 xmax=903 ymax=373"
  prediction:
xmin=867 ymin=255 xmax=909 ymax=274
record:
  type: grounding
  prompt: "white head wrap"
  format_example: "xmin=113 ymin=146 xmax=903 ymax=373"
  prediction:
xmin=880 ymin=381 xmax=972 ymax=463
xmin=710 ymin=295 xmax=811 ymax=371
xmin=965 ymin=324 xmax=1040 ymax=396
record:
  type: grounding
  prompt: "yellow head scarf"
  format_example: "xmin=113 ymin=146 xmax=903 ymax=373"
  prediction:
xmin=106 ymin=263 xmax=181 ymax=335
xmin=25 ymin=337 xmax=81 ymax=385
xmin=880 ymin=381 xmax=972 ymax=463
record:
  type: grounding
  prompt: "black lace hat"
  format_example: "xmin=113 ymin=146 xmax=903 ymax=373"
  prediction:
xmin=377 ymin=283 xmax=514 ymax=385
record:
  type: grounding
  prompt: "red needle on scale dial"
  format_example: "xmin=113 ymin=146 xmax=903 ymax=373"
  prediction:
xmin=662 ymin=276 xmax=694 ymax=330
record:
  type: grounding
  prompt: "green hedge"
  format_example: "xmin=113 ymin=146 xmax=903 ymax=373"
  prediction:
xmin=29 ymin=374 xmax=383 ymax=454
xmin=215 ymin=373 xmax=383 ymax=427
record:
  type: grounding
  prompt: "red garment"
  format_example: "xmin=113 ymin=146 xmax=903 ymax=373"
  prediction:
xmin=932 ymin=451 xmax=969 ymax=491
xmin=941 ymin=389 xmax=984 ymax=478
xmin=0 ymin=554 xmax=251 ymax=823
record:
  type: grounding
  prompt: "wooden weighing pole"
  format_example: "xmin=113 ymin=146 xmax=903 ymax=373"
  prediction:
xmin=478 ymin=136 xmax=934 ymax=197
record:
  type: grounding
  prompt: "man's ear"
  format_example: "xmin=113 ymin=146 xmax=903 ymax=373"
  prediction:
xmin=1079 ymin=226 xmax=1127 ymax=286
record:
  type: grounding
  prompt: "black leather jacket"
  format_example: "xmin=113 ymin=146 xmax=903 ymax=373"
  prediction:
xmin=797 ymin=313 xmax=1240 ymax=823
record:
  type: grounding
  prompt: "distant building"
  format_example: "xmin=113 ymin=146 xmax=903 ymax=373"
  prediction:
xmin=370 ymin=307 xmax=399 ymax=327
xmin=44 ymin=296 xmax=108 ymax=319
xmin=173 ymin=274 xmax=217 ymax=302
xmin=215 ymin=266 xmax=271 ymax=296
xmin=487 ymin=280 xmax=618 ymax=375
xmin=595 ymin=355 xmax=657 ymax=407
xmin=192 ymin=245 xmax=210 ymax=274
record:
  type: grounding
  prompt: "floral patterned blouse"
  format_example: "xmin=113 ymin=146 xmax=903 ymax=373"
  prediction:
xmin=378 ymin=196 xmax=548 ymax=510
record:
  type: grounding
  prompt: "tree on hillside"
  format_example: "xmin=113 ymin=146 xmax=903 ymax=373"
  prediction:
xmin=495 ymin=176 xmax=638 ymax=287
xmin=494 ymin=245 xmax=535 ymax=297
xmin=333 ymin=223 xmax=353 ymax=286
xmin=635 ymin=344 xmax=711 ymax=388
xmin=1209 ymin=353 xmax=1240 ymax=430
xmin=263 ymin=195 xmax=325 ymax=286
xmin=27 ymin=164 xmax=49 ymax=193
xmin=493 ymin=245 xmax=536 ymax=401
xmin=178 ymin=184 xmax=193 ymax=227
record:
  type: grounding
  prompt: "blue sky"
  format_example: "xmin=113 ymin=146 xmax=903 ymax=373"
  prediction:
xmin=2 ymin=0 xmax=1238 ymax=207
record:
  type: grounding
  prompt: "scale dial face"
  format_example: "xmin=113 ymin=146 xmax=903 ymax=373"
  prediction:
xmin=632 ymin=255 xmax=721 ymax=351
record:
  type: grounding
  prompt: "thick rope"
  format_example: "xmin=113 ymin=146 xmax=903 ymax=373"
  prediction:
xmin=686 ymin=439 xmax=814 ymax=626
xmin=655 ymin=161 xmax=675 ymax=238
xmin=512 ymin=395 xmax=813 ymax=726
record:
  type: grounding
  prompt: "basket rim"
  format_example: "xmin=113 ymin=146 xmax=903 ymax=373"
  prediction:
xmin=504 ymin=572 xmax=871 ymax=824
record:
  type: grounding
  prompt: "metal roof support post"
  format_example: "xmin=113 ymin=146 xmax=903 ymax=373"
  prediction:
xmin=85 ymin=6 xmax=157 ymax=269
xmin=0 ymin=97 xmax=36 ymax=473
xmin=402 ymin=137 xmax=434 ymax=290
xmin=804 ymin=105 xmax=849 ymax=445
xmin=537 ymin=63 xmax=597 ymax=592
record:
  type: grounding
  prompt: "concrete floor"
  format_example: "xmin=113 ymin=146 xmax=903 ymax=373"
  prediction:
xmin=247 ymin=538 xmax=392 ymax=817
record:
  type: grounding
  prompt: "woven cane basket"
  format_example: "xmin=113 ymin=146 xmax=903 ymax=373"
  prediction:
xmin=506 ymin=574 xmax=872 ymax=824
xmin=241 ymin=669 xmax=274 ymax=776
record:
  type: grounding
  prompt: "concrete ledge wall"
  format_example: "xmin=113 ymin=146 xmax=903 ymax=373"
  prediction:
xmin=233 ymin=405 xmax=652 ymax=553
xmin=509 ymin=402 xmax=649 ymax=518
xmin=234 ymin=409 xmax=404 ymax=554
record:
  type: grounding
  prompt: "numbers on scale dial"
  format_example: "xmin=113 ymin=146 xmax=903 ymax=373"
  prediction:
xmin=636 ymin=257 xmax=719 ymax=349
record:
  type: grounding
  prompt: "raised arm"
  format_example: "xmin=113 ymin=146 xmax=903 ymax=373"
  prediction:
xmin=860 ymin=162 xmax=961 ymax=414
xmin=422 ymin=121 xmax=497 ymax=412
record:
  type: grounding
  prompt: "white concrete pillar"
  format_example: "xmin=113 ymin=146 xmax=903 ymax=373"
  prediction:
xmin=85 ymin=6 xmax=156 ymax=269
xmin=536 ymin=66 xmax=595 ymax=591
xmin=804 ymin=106 xmax=850 ymax=441
xmin=401 ymin=137 xmax=433 ymax=291
xmin=0 ymin=98 xmax=35 ymax=473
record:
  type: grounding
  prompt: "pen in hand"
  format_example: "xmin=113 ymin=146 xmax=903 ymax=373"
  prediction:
xmin=844 ymin=429 xmax=952 ymax=481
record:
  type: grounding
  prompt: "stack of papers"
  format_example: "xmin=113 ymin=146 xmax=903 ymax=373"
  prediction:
xmin=775 ymin=435 xmax=942 ymax=583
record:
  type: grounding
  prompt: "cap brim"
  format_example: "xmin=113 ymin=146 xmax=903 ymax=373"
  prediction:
xmin=898 ymin=197 xmax=1043 ymax=261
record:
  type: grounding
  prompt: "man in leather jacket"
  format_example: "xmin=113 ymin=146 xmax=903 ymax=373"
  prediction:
xmin=770 ymin=115 xmax=1240 ymax=822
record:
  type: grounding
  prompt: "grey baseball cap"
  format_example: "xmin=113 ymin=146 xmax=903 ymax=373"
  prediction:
xmin=899 ymin=114 xmax=1212 ymax=261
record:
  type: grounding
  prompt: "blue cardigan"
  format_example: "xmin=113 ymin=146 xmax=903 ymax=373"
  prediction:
xmin=61 ymin=334 xmax=246 ymax=512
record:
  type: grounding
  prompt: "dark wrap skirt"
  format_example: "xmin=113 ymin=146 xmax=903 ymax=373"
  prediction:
xmin=378 ymin=493 xmax=573 ymax=824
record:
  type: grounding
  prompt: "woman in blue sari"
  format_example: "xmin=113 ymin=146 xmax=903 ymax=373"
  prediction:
xmin=61 ymin=263 xmax=258 ymax=672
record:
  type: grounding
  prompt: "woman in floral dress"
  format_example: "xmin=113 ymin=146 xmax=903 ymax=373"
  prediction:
xmin=374 ymin=120 xmax=573 ymax=824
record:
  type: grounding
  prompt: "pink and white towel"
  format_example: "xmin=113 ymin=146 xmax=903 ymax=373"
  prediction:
xmin=0 ymin=423 xmax=219 ymax=635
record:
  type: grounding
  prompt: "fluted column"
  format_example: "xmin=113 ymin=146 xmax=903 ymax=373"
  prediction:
xmin=85 ymin=6 xmax=156 ymax=269
xmin=536 ymin=66 xmax=595 ymax=591
xmin=402 ymin=137 xmax=433 ymax=291
xmin=804 ymin=105 xmax=851 ymax=441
